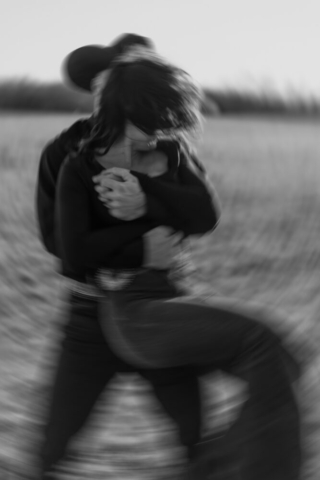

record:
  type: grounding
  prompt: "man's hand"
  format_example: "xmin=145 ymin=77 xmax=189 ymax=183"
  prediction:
xmin=92 ymin=167 xmax=146 ymax=220
xmin=143 ymin=226 xmax=183 ymax=269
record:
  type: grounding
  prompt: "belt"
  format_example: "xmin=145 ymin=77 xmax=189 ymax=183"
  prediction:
xmin=67 ymin=279 xmax=104 ymax=299
xmin=67 ymin=254 xmax=195 ymax=299
xmin=66 ymin=268 xmax=146 ymax=299
xmin=95 ymin=268 xmax=146 ymax=291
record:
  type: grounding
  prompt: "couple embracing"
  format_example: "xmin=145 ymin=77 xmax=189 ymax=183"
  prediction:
xmin=35 ymin=33 xmax=301 ymax=480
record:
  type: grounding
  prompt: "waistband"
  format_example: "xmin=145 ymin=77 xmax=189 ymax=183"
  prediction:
xmin=95 ymin=268 xmax=146 ymax=291
xmin=66 ymin=268 xmax=146 ymax=299
xmin=66 ymin=279 xmax=104 ymax=299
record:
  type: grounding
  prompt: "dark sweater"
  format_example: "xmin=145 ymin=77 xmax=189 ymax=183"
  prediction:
xmin=36 ymin=119 xmax=220 ymax=282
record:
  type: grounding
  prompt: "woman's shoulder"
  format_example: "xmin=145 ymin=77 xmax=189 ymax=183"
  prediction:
xmin=64 ymin=150 xmax=101 ymax=172
xmin=59 ymin=152 xmax=99 ymax=188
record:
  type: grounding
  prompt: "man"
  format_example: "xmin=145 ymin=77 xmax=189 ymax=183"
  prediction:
xmin=35 ymin=33 xmax=209 ymax=479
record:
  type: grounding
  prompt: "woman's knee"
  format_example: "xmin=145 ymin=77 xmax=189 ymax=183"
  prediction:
xmin=239 ymin=321 xmax=282 ymax=365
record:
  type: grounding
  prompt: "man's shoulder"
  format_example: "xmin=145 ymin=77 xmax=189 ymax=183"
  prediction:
xmin=39 ymin=117 xmax=92 ymax=179
xmin=42 ymin=117 xmax=90 ymax=159
xmin=60 ymin=117 xmax=91 ymax=144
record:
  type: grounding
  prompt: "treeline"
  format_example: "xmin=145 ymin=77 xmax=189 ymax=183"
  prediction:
xmin=204 ymin=89 xmax=320 ymax=116
xmin=0 ymin=79 xmax=93 ymax=112
xmin=0 ymin=79 xmax=319 ymax=116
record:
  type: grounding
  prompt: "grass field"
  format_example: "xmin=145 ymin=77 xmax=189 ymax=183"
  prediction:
xmin=0 ymin=113 xmax=320 ymax=479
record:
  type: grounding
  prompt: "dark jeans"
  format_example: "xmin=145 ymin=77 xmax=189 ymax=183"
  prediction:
xmin=102 ymin=270 xmax=301 ymax=480
xmin=39 ymin=292 xmax=202 ymax=477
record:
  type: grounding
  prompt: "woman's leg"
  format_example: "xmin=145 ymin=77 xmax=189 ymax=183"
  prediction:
xmin=140 ymin=367 xmax=202 ymax=457
xmin=107 ymin=294 xmax=301 ymax=480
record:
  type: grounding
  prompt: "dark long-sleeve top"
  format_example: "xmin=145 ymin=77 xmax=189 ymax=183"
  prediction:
xmin=36 ymin=119 xmax=90 ymax=256
xmin=36 ymin=118 xmax=221 ymax=283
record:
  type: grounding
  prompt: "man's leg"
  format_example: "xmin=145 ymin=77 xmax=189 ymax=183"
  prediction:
xmin=40 ymin=295 xmax=203 ymax=477
xmin=39 ymin=294 xmax=126 ymax=478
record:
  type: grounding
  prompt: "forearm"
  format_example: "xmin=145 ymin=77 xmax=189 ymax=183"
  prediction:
xmin=144 ymin=194 xmax=187 ymax=232
xmin=105 ymin=238 xmax=145 ymax=269
xmin=93 ymin=149 xmax=220 ymax=235
xmin=141 ymin=180 xmax=217 ymax=230
xmin=57 ymin=217 xmax=153 ymax=271
xmin=134 ymin=160 xmax=220 ymax=234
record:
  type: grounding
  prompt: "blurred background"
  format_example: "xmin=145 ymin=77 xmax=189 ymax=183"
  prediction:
xmin=1 ymin=0 xmax=320 ymax=479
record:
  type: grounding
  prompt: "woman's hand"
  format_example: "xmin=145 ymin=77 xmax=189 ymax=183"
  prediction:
xmin=143 ymin=226 xmax=183 ymax=269
xmin=93 ymin=167 xmax=147 ymax=220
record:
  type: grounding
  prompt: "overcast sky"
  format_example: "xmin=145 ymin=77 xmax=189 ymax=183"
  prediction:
xmin=2 ymin=0 xmax=319 ymax=96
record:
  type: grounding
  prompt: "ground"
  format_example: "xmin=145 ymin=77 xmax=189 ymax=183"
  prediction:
xmin=0 ymin=113 xmax=319 ymax=479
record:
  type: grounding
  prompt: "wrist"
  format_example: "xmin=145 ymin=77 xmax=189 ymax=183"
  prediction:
xmin=137 ymin=201 xmax=147 ymax=217
xmin=133 ymin=193 xmax=147 ymax=217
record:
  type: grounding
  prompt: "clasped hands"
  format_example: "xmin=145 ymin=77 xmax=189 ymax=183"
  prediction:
xmin=92 ymin=167 xmax=183 ymax=269
xmin=92 ymin=167 xmax=146 ymax=221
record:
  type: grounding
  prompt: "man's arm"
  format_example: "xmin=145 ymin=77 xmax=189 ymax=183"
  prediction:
xmin=133 ymin=153 xmax=221 ymax=235
xmin=36 ymin=119 xmax=90 ymax=256
xmin=94 ymin=148 xmax=221 ymax=236
xmin=35 ymin=118 xmax=183 ymax=258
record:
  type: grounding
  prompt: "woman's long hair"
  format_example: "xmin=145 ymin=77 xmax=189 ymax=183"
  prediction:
xmin=76 ymin=47 xmax=203 ymax=159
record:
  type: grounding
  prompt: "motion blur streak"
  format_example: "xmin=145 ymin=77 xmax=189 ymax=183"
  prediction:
xmin=1 ymin=113 xmax=319 ymax=479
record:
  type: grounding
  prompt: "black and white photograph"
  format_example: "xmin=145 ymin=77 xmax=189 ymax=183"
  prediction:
xmin=1 ymin=1 xmax=319 ymax=479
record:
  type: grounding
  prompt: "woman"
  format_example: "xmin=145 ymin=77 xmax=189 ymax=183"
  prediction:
xmin=56 ymin=44 xmax=301 ymax=479
xmin=36 ymin=35 xmax=212 ymax=480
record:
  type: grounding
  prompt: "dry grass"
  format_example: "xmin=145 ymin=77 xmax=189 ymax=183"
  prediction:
xmin=0 ymin=113 xmax=319 ymax=479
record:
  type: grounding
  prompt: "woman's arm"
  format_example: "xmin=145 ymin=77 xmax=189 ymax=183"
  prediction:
xmin=55 ymin=157 xmax=156 ymax=272
xmin=133 ymin=153 xmax=221 ymax=235
xmin=36 ymin=119 xmax=185 ymax=259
